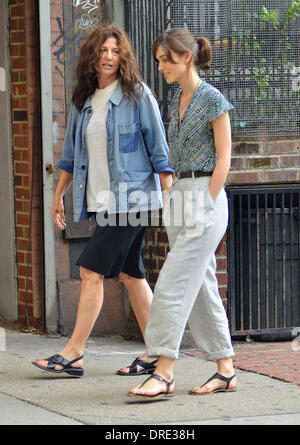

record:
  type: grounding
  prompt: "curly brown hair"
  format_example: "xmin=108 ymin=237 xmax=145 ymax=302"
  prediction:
xmin=72 ymin=23 xmax=143 ymax=111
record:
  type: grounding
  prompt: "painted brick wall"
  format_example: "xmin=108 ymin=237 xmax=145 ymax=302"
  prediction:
xmin=9 ymin=0 xmax=44 ymax=328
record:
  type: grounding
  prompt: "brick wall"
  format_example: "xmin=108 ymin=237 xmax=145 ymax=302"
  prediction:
xmin=144 ymin=222 xmax=169 ymax=291
xmin=229 ymin=139 xmax=300 ymax=185
xmin=50 ymin=0 xmax=71 ymax=284
xmin=9 ymin=0 xmax=44 ymax=328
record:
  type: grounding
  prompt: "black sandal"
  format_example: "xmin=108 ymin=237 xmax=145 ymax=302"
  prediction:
xmin=117 ymin=357 xmax=158 ymax=376
xmin=128 ymin=373 xmax=174 ymax=401
xmin=32 ymin=354 xmax=84 ymax=377
xmin=189 ymin=372 xmax=236 ymax=395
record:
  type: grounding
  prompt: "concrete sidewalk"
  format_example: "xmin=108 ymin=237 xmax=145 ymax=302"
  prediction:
xmin=0 ymin=327 xmax=300 ymax=426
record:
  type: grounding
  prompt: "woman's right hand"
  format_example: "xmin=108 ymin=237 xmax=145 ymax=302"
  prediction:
xmin=51 ymin=197 xmax=66 ymax=230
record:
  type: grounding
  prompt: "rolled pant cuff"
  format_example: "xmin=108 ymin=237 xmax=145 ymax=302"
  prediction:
xmin=202 ymin=347 xmax=235 ymax=361
xmin=146 ymin=347 xmax=178 ymax=360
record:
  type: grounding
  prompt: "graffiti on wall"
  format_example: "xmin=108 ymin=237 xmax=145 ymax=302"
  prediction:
xmin=52 ymin=16 xmax=85 ymax=78
xmin=73 ymin=0 xmax=100 ymax=14
xmin=77 ymin=14 xmax=100 ymax=31
xmin=73 ymin=0 xmax=100 ymax=30
xmin=52 ymin=1 xmax=102 ymax=78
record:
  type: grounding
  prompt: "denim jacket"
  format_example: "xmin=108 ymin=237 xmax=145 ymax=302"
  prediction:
xmin=58 ymin=79 xmax=174 ymax=222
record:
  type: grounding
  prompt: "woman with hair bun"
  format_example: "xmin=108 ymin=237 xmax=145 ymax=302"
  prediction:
xmin=129 ymin=28 xmax=236 ymax=400
xmin=32 ymin=23 xmax=174 ymax=377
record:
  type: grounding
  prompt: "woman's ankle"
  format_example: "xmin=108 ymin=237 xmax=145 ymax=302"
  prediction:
xmin=61 ymin=342 xmax=85 ymax=358
xmin=217 ymin=358 xmax=234 ymax=376
xmin=155 ymin=357 xmax=175 ymax=380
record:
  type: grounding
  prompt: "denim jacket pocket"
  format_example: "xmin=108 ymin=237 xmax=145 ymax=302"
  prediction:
xmin=119 ymin=123 xmax=139 ymax=153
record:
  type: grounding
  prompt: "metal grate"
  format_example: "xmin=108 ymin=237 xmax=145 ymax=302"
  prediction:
xmin=124 ymin=0 xmax=170 ymax=121
xmin=125 ymin=0 xmax=300 ymax=137
xmin=228 ymin=185 xmax=300 ymax=337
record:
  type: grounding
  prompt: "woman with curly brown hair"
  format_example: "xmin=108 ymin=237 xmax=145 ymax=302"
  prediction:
xmin=32 ymin=23 xmax=173 ymax=377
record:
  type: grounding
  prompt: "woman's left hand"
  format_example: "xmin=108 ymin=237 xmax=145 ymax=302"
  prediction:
xmin=159 ymin=172 xmax=173 ymax=206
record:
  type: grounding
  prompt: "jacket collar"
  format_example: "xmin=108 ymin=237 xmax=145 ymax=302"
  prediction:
xmin=109 ymin=78 xmax=123 ymax=105
xmin=82 ymin=78 xmax=123 ymax=111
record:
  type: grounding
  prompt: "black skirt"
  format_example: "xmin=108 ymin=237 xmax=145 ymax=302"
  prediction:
xmin=76 ymin=212 xmax=147 ymax=279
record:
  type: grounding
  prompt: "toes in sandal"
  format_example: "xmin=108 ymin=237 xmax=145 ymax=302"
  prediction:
xmin=189 ymin=372 xmax=236 ymax=395
xmin=128 ymin=373 xmax=174 ymax=401
xmin=32 ymin=354 xmax=84 ymax=377
xmin=117 ymin=357 xmax=158 ymax=376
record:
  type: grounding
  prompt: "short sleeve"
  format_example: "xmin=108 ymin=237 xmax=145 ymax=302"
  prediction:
xmin=207 ymin=89 xmax=234 ymax=122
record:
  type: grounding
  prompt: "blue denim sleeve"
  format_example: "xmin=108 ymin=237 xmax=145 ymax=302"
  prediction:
xmin=139 ymin=87 xmax=174 ymax=174
xmin=57 ymin=159 xmax=74 ymax=173
xmin=57 ymin=103 xmax=78 ymax=174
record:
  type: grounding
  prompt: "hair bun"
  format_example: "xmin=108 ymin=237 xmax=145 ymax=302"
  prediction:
xmin=196 ymin=36 xmax=212 ymax=72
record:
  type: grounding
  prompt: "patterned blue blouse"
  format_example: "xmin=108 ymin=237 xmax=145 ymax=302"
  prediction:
xmin=168 ymin=80 xmax=234 ymax=172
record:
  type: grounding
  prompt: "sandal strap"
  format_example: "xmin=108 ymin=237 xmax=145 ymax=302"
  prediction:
xmin=128 ymin=357 xmax=139 ymax=370
xmin=202 ymin=372 xmax=236 ymax=390
xmin=136 ymin=358 xmax=158 ymax=369
xmin=139 ymin=373 xmax=174 ymax=394
xmin=128 ymin=357 xmax=158 ymax=374
xmin=68 ymin=355 xmax=84 ymax=366
xmin=46 ymin=354 xmax=84 ymax=370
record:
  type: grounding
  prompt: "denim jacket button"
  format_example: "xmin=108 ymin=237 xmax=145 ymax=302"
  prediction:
xmin=79 ymin=184 xmax=84 ymax=189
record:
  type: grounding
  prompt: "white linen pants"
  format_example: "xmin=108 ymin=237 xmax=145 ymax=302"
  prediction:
xmin=145 ymin=176 xmax=234 ymax=360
